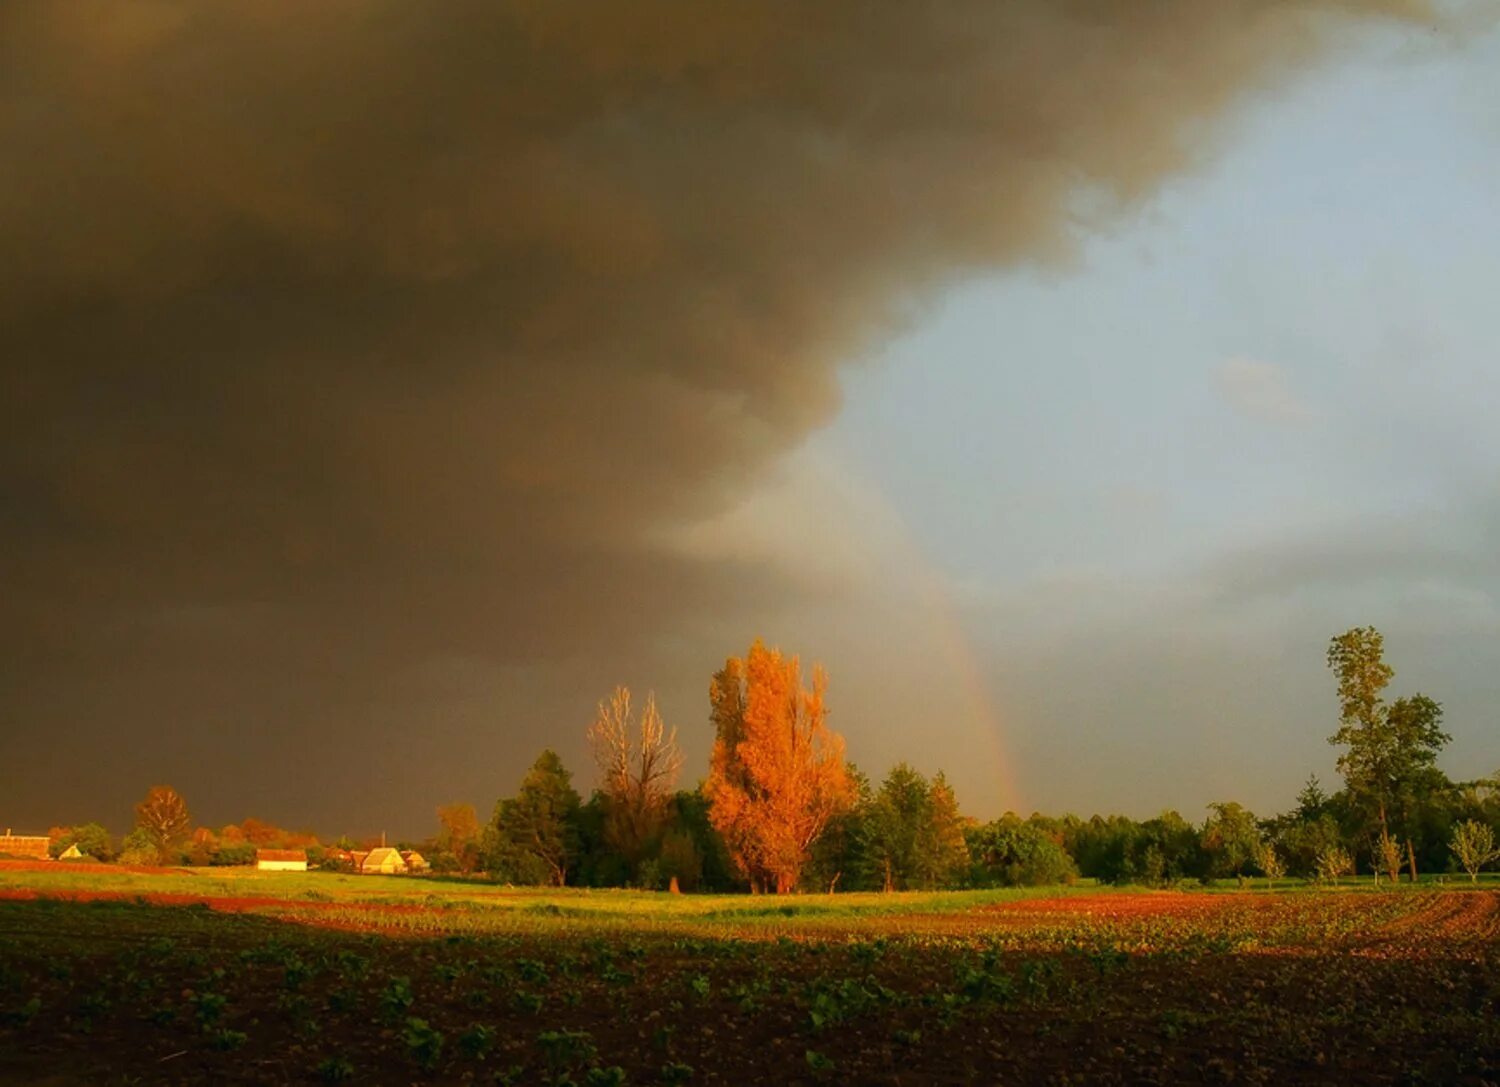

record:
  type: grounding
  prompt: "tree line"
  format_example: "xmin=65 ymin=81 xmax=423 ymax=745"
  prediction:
xmin=34 ymin=632 xmax=1500 ymax=889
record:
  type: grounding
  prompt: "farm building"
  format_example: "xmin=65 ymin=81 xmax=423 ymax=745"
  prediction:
xmin=360 ymin=847 xmax=407 ymax=875
xmin=0 ymin=831 xmax=50 ymax=860
xmin=400 ymin=850 xmax=429 ymax=873
xmin=255 ymin=849 xmax=308 ymax=872
xmin=58 ymin=844 xmax=85 ymax=860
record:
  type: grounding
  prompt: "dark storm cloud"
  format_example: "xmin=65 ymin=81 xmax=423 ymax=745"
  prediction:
xmin=0 ymin=0 xmax=1433 ymax=830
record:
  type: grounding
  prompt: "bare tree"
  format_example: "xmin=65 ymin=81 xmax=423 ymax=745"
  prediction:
xmin=134 ymin=785 xmax=191 ymax=862
xmin=588 ymin=686 xmax=683 ymax=877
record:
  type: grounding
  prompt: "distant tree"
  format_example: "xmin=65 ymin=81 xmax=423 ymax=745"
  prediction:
xmin=1200 ymin=802 xmax=1261 ymax=883
xmin=587 ymin=686 xmax=683 ymax=881
xmin=966 ymin=815 xmax=1078 ymax=888
xmin=1326 ymin=628 xmax=1450 ymax=857
xmin=804 ymin=765 xmax=872 ymax=893
xmin=186 ymin=826 xmax=219 ymax=866
xmin=436 ymin=803 xmax=482 ymax=872
xmin=486 ymin=750 xmax=580 ymax=886
xmin=655 ymin=827 xmax=704 ymax=892
xmin=48 ymin=823 xmax=114 ymax=862
xmin=664 ymin=789 xmax=737 ymax=893
xmin=213 ymin=842 xmax=257 ymax=867
xmin=1136 ymin=811 xmax=1205 ymax=886
xmin=1450 ymin=820 xmax=1500 ymax=884
xmin=1256 ymin=841 xmax=1286 ymax=889
xmin=705 ymin=641 xmax=854 ymax=893
xmin=1295 ymin=775 xmax=1328 ymax=820
xmin=859 ymin=764 xmax=969 ymax=891
xmin=860 ymin=763 xmax=929 ymax=892
xmin=1315 ymin=843 xmax=1354 ymax=885
xmin=922 ymin=773 xmax=970 ymax=886
xmin=118 ymin=827 xmax=159 ymax=866
xmin=239 ymin=817 xmax=281 ymax=846
xmin=134 ymin=785 xmax=191 ymax=862
xmin=1273 ymin=813 xmax=1345 ymax=880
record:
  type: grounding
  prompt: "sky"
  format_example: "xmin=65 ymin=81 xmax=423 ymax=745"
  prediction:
xmin=2 ymin=2 xmax=1497 ymax=838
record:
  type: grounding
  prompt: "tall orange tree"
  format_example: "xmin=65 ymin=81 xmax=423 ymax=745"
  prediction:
xmin=706 ymin=640 xmax=854 ymax=893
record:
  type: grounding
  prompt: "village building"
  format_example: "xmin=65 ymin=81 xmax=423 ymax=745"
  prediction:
xmin=400 ymin=850 xmax=429 ymax=874
xmin=255 ymin=848 xmax=309 ymax=872
xmin=58 ymin=843 xmax=85 ymax=860
xmin=359 ymin=847 xmax=407 ymax=875
xmin=0 ymin=831 xmax=51 ymax=860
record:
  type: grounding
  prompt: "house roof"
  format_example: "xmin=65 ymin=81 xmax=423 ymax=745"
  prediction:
xmin=255 ymin=849 xmax=308 ymax=862
xmin=362 ymin=847 xmax=406 ymax=868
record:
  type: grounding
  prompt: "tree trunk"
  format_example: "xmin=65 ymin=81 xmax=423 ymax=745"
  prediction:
xmin=1406 ymin=839 xmax=1418 ymax=883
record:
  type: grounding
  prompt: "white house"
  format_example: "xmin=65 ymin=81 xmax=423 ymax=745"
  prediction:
xmin=255 ymin=848 xmax=308 ymax=872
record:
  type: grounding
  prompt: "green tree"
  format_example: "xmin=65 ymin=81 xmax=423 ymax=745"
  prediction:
xmin=486 ymin=750 xmax=581 ymax=886
xmin=803 ymin=765 xmax=872 ymax=893
xmin=1256 ymin=841 xmax=1286 ymax=889
xmin=966 ymin=815 xmax=1078 ymax=887
xmin=1326 ymin=627 xmax=1450 ymax=860
xmin=859 ymin=764 xmax=969 ymax=891
xmin=859 ymin=763 xmax=927 ymax=892
xmin=435 ymin=803 xmax=482 ymax=872
xmin=1200 ymin=802 xmax=1261 ymax=883
xmin=118 ymin=827 xmax=159 ymax=866
xmin=1450 ymin=820 xmax=1499 ymax=884
xmin=919 ymin=773 xmax=970 ymax=888
xmin=1295 ymin=775 xmax=1328 ymax=820
xmin=48 ymin=823 xmax=115 ymax=861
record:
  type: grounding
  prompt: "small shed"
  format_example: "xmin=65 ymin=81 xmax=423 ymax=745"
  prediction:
xmin=59 ymin=843 xmax=86 ymax=861
xmin=360 ymin=847 xmax=408 ymax=875
xmin=400 ymin=850 xmax=429 ymax=874
xmin=256 ymin=848 xmax=309 ymax=872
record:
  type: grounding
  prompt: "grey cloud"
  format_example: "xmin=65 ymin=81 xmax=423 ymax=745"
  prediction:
xmin=0 ymin=0 xmax=1437 ymax=832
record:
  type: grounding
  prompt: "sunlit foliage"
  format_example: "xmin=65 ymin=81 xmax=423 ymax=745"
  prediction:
xmin=706 ymin=641 xmax=854 ymax=893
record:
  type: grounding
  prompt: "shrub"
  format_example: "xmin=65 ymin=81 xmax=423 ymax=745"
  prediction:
xmin=211 ymin=843 xmax=257 ymax=867
xmin=117 ymin=828 xmax=159 ymax=866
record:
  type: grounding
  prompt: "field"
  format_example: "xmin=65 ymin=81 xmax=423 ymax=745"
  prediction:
xmin=1 ymin=864 xmax=1497 ymax=1085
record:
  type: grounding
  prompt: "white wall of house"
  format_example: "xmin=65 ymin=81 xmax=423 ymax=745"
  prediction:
xmin=256 ymin=860 xmax=308 ymax=872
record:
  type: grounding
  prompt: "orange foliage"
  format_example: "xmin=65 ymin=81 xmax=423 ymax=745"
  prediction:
xmin=239 ymin=818 xmax=281 ymax=845
xmin=705 ymin=640 xmax=853 ymax=894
